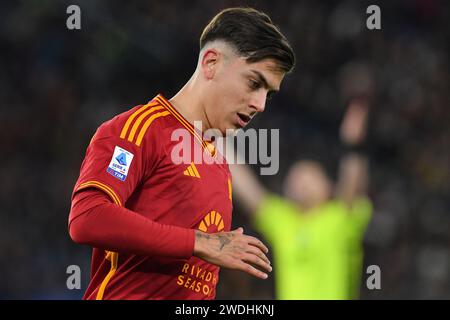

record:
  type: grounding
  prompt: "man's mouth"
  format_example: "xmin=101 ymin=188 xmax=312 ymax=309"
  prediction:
xmin=236 ymin=113 xmax=252 ymax=127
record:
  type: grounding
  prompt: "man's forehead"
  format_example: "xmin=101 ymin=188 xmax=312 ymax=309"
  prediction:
xmin=246 ymin=59 xmax=285 ymax=90
xmin=244 ymin=58 xmax=283 ymax=72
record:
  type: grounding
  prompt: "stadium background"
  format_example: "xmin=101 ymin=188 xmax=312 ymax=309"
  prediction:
xmin=0 ymin=0 xmax=448 ymax=299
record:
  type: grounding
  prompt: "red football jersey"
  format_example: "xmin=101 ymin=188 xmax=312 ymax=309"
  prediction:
xmin=71 ymin=94 xmax=233 ymax=299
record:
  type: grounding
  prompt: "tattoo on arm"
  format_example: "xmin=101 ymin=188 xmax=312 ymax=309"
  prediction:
xmin=195 ymin=231 xmax=233 ymax=251
xmin=218 ymin=234 xmax=231 ymax=250
xmin=196 ymin=232 xmax=211 ymax=240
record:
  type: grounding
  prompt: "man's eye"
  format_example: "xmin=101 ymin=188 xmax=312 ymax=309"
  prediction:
xmin=249 ymin=79 xmax=260 ymax=90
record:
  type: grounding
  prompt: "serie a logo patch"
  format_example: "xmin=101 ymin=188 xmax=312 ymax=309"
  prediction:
xmin=107 ymin=146 xmax=134 ymax=181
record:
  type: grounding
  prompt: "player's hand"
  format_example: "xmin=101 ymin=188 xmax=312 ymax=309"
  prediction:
xmin=193 ymin=227 xmax=272 ymax=279
xmin=340 ymin=98 xmax=369 ymax=146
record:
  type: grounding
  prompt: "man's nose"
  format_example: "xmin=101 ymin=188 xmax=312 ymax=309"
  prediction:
xmin=249 ymin=91 xmax=267 ymax=113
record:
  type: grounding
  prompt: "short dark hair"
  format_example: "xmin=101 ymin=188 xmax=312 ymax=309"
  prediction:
xmin=200 ymin=7 xmax=295 ymax=73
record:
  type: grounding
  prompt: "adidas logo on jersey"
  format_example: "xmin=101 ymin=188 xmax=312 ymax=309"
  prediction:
xmin=183 ymin=162 xmax=200 ymax=178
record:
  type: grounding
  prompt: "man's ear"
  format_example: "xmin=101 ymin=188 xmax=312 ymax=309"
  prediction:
xmin=201 ymin=49 xmax=220 ymax=80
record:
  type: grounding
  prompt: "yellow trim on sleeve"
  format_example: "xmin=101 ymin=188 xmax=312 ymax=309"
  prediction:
xmin=77 ymin=181 xmax=122 ymax=207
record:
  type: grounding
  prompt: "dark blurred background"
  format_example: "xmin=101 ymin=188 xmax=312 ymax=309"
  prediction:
xmin=0 ymin=0 xmax=449 ymax=299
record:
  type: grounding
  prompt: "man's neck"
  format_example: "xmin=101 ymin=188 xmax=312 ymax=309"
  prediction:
xmin=169 ymin=79 xmax=211 ymax=132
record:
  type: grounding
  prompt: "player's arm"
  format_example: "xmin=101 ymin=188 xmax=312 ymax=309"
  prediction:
xmin=229 ymin=162 xmax=268 ymax=214
xmin=335 ymin=98 xmax=370 ymax=205
xmin=69 ymin=188 xmax=195 ymax=258
xmin=69 ymin=188 xmax=272 ymax=279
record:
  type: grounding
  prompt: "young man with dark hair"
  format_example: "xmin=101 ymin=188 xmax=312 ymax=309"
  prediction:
xmin=69 ymin=7 xmax=295 ymax=300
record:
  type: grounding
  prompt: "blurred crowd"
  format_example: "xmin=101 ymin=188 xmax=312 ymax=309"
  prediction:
xmin=0 ymin=0 xmax=448 ymax=299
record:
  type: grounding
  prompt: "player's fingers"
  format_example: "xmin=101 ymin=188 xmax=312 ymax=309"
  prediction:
xmin=235 ymin=260 xmax=268 ymax=280
xmin=245 ymin=236 xmax=269 ymax=254
xmin=241 ymin=252 xmax=272 ymax=274
xmin=246 ymin=245 xmax=271 ymax=265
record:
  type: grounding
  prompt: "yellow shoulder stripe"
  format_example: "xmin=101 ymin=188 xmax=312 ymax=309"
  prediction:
xmin=120 ymin=101 xmax=170 ymax=146
xmin=119 ymin=101 xmax=160 ymax=139
xmin=127 ymin=105 xmax=165 ymax=143
xmin=135 ymin=110 xmax=170 ymax=146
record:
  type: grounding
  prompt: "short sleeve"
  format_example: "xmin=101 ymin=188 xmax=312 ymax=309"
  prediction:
xmin=72 ymin=113 xmax=161 ymax=206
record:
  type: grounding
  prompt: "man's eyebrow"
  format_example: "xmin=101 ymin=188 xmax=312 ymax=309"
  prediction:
xmin=250 ymin=70 xmax=279 ymax=92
